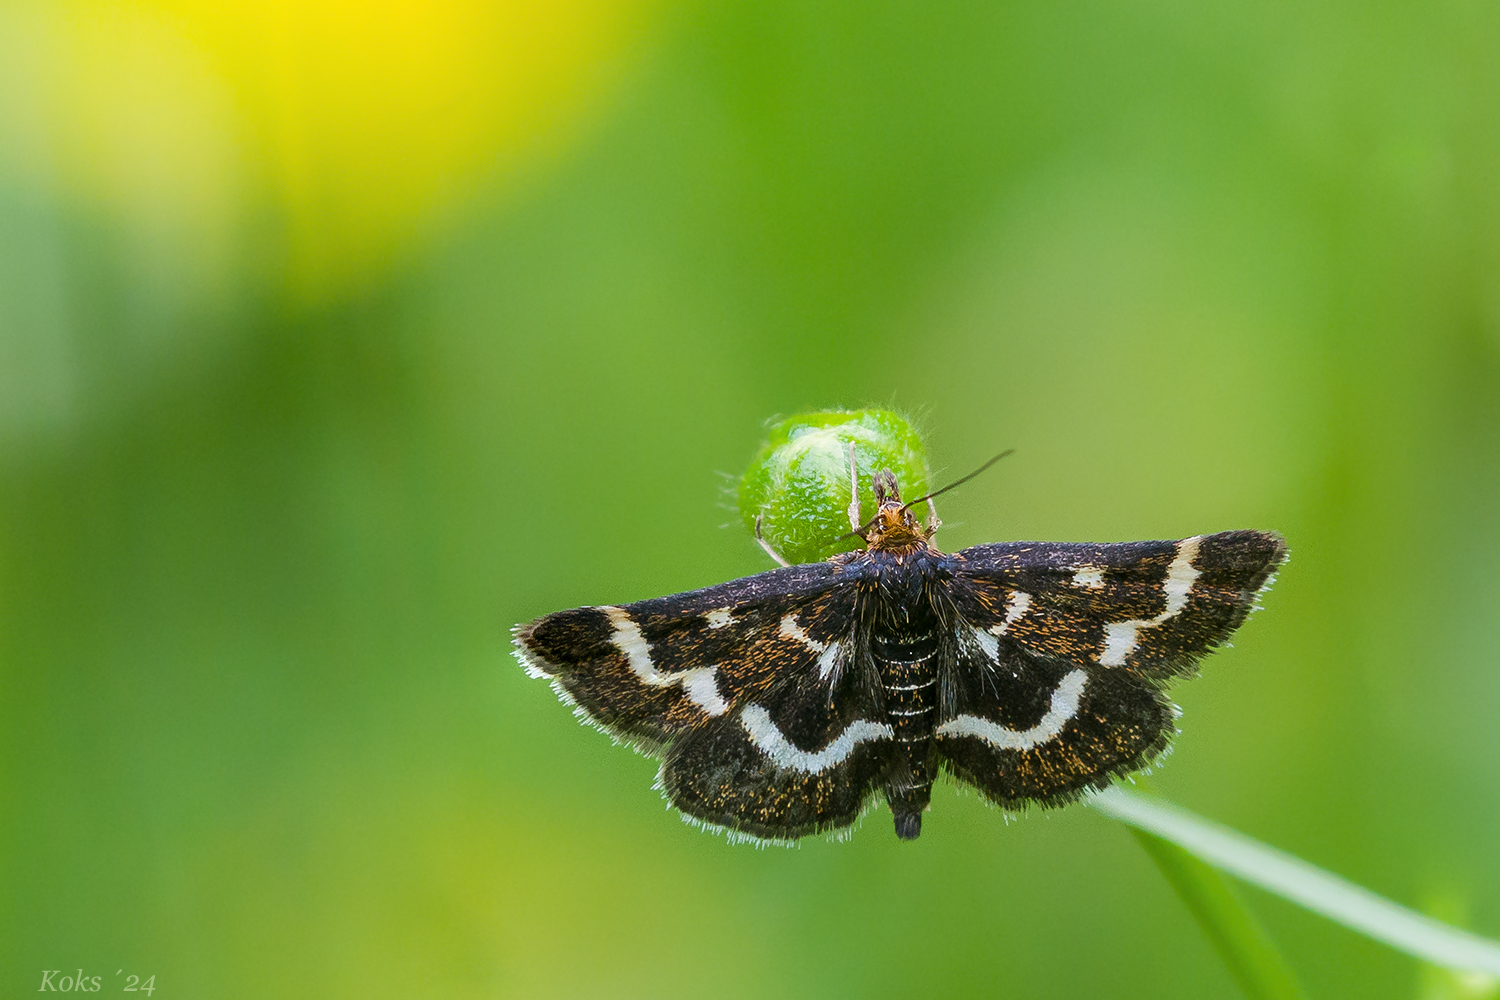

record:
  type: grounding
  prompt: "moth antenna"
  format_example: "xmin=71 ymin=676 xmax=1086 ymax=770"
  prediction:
xmin=900 ymin=449 xmax=1014 ymax=513
xmin=836 ymin=450 xmax=1014 ymax=545
xmin=835 ymin=515 xmax=879 ymax=544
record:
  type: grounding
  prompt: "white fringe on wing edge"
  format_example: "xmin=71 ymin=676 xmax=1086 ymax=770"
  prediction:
xmin=1088 ymin=786 xmax=1500 ymax=975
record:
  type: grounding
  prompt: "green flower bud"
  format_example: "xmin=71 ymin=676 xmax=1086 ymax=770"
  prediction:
xmin=737 ymin=409 xmax=931 ymax=565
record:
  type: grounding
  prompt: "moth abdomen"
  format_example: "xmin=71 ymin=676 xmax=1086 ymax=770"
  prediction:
xmin=870 ymin=585 xmax=943 ymax=840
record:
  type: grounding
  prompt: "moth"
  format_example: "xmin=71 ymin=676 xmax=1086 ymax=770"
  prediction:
xmin=513 ymin=458 xmax=1286 ymax=843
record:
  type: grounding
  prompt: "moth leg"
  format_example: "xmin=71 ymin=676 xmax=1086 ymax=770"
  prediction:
xmin=846 ymin=442 xmax=862 ymax=533
xmin=924 ymin=497 xmax=941 ymax=538
xmin=754 ymin=513 xmax=792 ymax=567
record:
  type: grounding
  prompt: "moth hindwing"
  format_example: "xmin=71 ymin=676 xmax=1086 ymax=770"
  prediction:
xmin=513 ymin=470 xmax=1287 ymax=844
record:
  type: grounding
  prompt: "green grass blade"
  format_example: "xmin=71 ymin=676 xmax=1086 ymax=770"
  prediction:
xmin=1090 ymin=787 xmax=1500 ymax=975
xmin=1129 ymin=825 xmax=1309 ymax=1000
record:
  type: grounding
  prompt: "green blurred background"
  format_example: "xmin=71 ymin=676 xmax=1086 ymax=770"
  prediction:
xmin=3 ymin=0 xmax=1498 ymax=996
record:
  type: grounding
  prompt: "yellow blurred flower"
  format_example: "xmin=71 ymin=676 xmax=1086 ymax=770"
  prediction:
xmin=0 ymin=0 xmax=662 ymax=303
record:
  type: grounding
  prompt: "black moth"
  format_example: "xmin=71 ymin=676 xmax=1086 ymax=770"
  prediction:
xmin=513 ymin=464 xmax=1285 ymax=843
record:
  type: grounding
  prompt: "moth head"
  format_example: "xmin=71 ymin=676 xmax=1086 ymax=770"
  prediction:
xmin=864 ymin=469 xmax=928 ymax=551
xmin=845 ymin=450 xmax=1013 ymax=555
